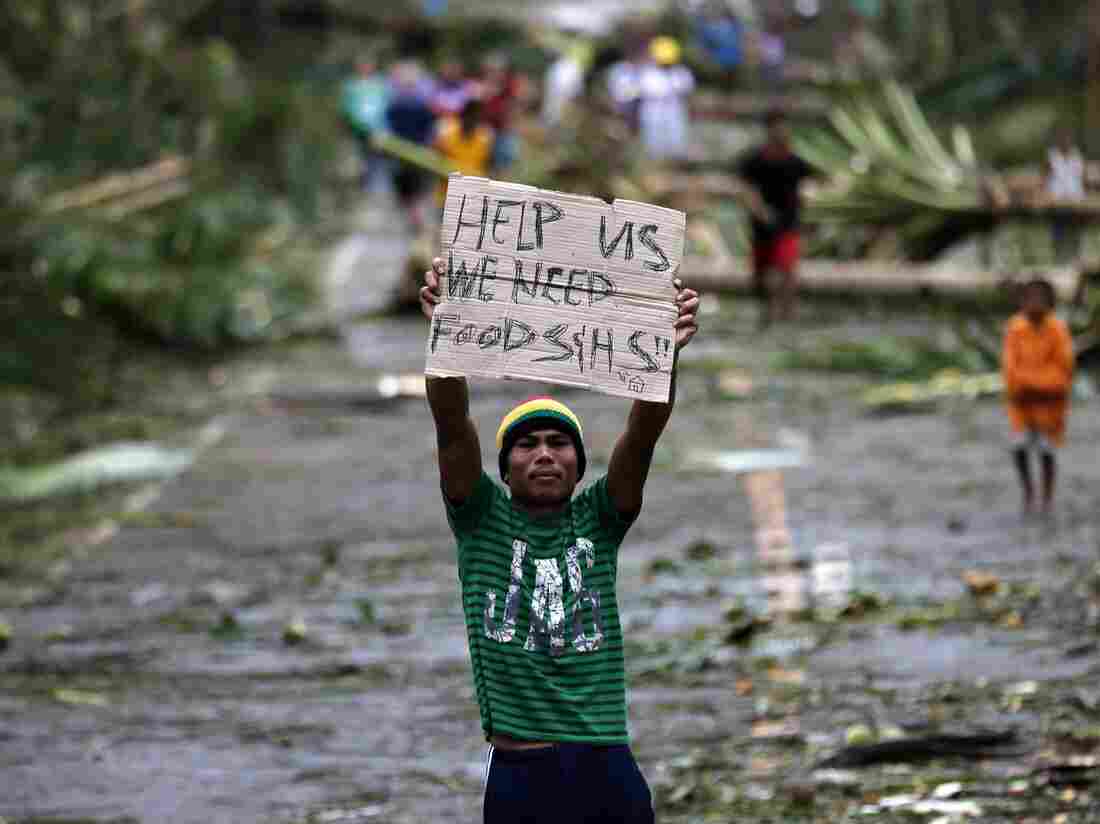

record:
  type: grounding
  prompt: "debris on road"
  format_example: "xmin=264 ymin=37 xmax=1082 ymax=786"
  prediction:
xmin=816 ymin=729 xmax=1022 ymax=769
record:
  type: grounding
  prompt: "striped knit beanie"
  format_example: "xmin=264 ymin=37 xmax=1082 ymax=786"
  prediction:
xmin=495 ymin=397 xmax=586 ymax=481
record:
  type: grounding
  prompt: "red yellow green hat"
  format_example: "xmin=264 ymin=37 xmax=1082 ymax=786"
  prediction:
xmin=496 ymin=397 xmax=586 ymax=481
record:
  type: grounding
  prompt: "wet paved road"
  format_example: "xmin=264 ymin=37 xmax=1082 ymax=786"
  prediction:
xmin=2 ymin=300 xmax=1099 ymax=823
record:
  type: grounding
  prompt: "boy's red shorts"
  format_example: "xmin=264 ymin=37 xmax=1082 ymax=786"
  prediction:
xmin=752 ymin=231 xmax=801 ymax=272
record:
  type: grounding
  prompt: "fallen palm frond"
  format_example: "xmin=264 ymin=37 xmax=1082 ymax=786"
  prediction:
xmin=774 ymin=336 xmax=985 ymax=380
xmin=794 ymin=81 xmax=987 ymax=259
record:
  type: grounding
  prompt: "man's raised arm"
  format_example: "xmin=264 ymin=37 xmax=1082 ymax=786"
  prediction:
xmin=607 ymin=279 xmax=699 ymax=515
xmin=422 ymin=259 xmax=482 ymax=503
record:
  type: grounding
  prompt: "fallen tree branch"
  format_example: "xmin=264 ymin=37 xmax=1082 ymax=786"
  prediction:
xmin=41 ymin=156 xmax=191 ymax=216
xmin=815 ymin=729 xmax=1024 ymax=769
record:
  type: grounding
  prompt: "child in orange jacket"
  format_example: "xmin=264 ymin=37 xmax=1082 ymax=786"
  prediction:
xmin=1001 ymin=277 xmax=1075 ymax=516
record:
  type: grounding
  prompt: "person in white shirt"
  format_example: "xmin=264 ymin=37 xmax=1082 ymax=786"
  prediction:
xmin=1045 ymin=128 xmax=1087 ymax=262
xmin=606 ymin=41 xmax=647 ymax=133
xmin=542 ymin=45 xmax=587 ymax=128
xmin=1046 ymin=129 xmax=1086 ymax=202
xmin=637 ymin=37 xmax=695 ymax=161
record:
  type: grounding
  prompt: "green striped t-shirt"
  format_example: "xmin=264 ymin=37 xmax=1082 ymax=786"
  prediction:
xmin=445 ymin=472 xmax=636 ymax=744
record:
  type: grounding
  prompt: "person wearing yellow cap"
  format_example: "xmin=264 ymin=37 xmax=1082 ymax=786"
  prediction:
xmin=419 ymin=257 xmax=700 ymax=823
xmin=650 ymin=35 xmax=681 ymax=66
xmin=638 ymin=36 xmax=695 ymax=160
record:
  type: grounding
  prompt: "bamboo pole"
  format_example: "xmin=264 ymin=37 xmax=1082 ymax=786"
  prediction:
xmin=370 ymin=132 xmax=455 ymax=177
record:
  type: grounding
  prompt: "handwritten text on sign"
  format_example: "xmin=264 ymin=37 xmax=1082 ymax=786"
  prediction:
xmin=424 ymin=175 xmax=686 ymax=402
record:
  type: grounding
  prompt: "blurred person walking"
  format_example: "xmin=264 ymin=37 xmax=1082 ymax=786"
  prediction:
xmin=695 ymin=1 xmax=745 ymax=86
xmin=418 ymin=257 xmax=700 ymax=824
xmin=385 ymin=61 xmax=438 ymax=229
xmin=637 ymin=37 xmax=695 ymax=160
xmin=479 ymin=54 xmax=526 ymax=174
xmin=1002 ymin=277 xmax=1075 ymax=517
xmin=753 ymin=11 xmax=787 ymax=88
xmin=431 ymin=59 xmax=475 ymax=118
xmin=542 ymin=44 xmax=587 ymax=128
xmin=1043 ymin=128 xmax=1087 ymax=263
xmin=434 ymin=99 xmax=494 ymax=206
xmin=340 ymin=57 xmax=391 ymax=192
xmin=735 ymin=107 xmax=817 ymax=327
xmin=606 ymin=39 xmax=647 ymax=133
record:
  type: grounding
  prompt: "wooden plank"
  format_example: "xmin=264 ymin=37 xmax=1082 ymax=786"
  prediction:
xmin=424 ymin=175 xmax=686 ymax=402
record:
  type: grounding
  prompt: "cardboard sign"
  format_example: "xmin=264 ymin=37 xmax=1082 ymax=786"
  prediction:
xmin=424 ymin=175 xmax=686 ymax=402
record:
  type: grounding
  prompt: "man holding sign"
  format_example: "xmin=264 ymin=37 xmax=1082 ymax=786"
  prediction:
xmin=424 ymin=175 xmax=688 ymax=402
xmin=419 ymin=176 xmax=699 ymax=824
